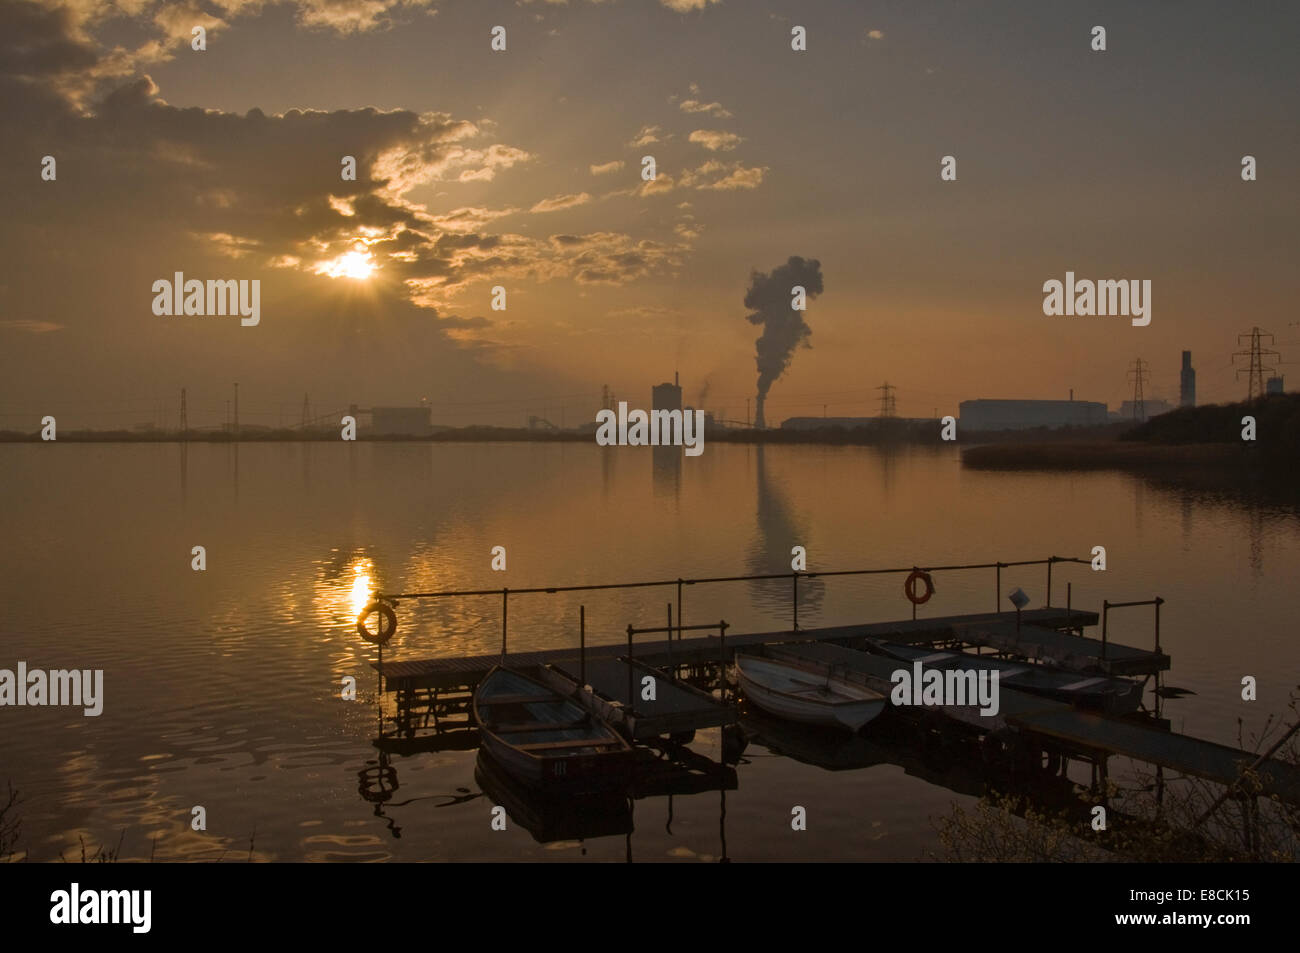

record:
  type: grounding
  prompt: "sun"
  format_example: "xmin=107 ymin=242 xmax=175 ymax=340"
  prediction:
xmin=316 ymin=248 xmax=376 ymax=280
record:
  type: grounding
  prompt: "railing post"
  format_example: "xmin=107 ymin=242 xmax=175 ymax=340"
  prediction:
xmin=501 ymin=587 xmax=508 ymax=660
xmin=1101 ymin=600 xmax=1109 ymax=661
xmin=1154 ymin=596 xmax=1163 ymax=653
xmin=667 ymin=603 xmax=673 ymax=674
xmin=719 ymin=620 xmax=728 ymax=706
xmin=792 ymin=573 xmax=799 ymax=632
xmin=912 ymin=566 xmax=918 ymax=621
xmin=677 ymin=578 xmax=683 ymax=644
xmin=626 ymin=624 xmax=635 ymax=719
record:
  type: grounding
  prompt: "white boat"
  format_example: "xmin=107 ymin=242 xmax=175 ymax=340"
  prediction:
xmin=734 ymin=654 xmax=886 ymax=731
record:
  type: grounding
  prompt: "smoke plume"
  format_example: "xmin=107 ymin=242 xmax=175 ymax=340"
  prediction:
xmin=744 ymin=255 xmax=823 ymax=428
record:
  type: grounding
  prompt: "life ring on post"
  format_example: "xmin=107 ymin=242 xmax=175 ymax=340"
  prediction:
xmin=904 ymin=570 xmax=934 ymax=606
xmin=357 ymin=601 xmax=397 ymax=645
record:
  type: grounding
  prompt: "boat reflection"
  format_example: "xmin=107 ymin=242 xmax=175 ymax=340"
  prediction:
xmin=474 ymin=750 xmax=634 ymax=845
xmin=361 ymin=726 xmax=738 ymax=857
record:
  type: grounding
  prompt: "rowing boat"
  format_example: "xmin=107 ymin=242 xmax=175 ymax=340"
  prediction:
xmin=473 ymin=665 xmax=634 ymax=789
xmin=734 ymin=653 xmax=886 ymax=731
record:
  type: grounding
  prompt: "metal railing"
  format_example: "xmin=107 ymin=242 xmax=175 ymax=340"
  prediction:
xmin=368 ymin=554 xmax=1091 ymax=656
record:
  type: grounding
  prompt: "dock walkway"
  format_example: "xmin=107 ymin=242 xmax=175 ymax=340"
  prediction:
xmin=769 ymin=641 xmax=1300 ymax=801
xmin=374 ymin=607 xmax=1099 ymax=691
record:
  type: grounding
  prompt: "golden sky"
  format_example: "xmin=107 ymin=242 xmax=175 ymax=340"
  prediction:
xmin=1 ymin=0 xmax=1297 ymax=429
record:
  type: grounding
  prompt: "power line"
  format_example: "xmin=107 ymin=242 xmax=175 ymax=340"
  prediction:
xmin=875 ymin=381 xmax=896 ymax=418
xmin=1231 ymin=326 xmax=1281 ymax=401
xmin=1127 ymin=357 xmax=1150 ymax=422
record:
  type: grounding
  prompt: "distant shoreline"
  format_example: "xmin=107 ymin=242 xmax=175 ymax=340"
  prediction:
xmin=0 ymin=423 xmax=957 ymax=445
xmin=961 ymin=441 xmax=1255 ymax=470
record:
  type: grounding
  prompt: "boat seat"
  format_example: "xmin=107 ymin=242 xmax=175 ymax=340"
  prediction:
xmin=518 ymin=737 xmax=620 ymax=752
xmin=477 ymin=692 xmax=561 ymax=706
xmin=488 ymin=719 xmax=591 ymax=734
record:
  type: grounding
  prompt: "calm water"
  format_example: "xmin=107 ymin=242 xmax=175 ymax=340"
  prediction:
xmin=2 ymin=441 xmax=1298 ymax=862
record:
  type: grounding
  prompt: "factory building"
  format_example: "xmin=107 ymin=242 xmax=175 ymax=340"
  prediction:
xmin=369 ymin=406 xmax=432 ymax=436
xmin=959 ymin=399 xmax=1109 ymax=431
xmin=652 ymin=374 xmax=683 ymax=413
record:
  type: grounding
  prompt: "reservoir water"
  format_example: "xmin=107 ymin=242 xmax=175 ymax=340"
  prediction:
xmin=2 ymin=441 xmax=1297 ymax=861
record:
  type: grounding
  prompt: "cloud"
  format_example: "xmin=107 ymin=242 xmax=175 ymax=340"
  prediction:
xmin=198 ymin=231 xmax=263 ymax=258
xmin=453 ymin=143 xmax=534 ymax=183
xmin=0 ymin=320 xmax=63 ymax=333
xmin=678 ymin=160 xmax=766 ymax=191
xmin=639 ymin=174 xmax=676 ymax=196
xmin=433 ymin=312 xmax=493 ymax=329
xmin=62 ymin=1 xmax=439 ymax=39
xmin=700 ymin=164 xmax=766 ymax=190
xmin=0 ymin=1 xmax=726 ymax=382
xmin=627 ymin=124 xmax=663 ymax=148
xmin=290 ymin=0 xmax=438 ymax=34
xmin=426 ymin=206 xmax=520 ymax=232
xmin=659 ymin=0 xmax=721 ymax=11
xmin=606 ymin=305 xmax=680 ymax=319
xmin=679 ymin=98 xmax=732 ymax=119
xmin=530 ymin=192 xmax=592 ymax=213
xmin=688 ymin=129 xmax=743 ymax=152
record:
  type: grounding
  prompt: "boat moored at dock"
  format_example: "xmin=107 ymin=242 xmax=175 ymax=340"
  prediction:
xmin=472 ymin=665 xmax=634 ymax=790
xmin=734 ymin=653 xmax=886 ymax=731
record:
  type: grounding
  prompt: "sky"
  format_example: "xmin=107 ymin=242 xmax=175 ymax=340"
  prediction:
xmin=1 ymin=0 xmax=1298 ymax=429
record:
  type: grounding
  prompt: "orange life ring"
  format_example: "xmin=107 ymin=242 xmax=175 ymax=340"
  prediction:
xmin=357 ymin=601 xmax=397 ymax=645
xmin=904 ymin=570 xmax=934 ymax=605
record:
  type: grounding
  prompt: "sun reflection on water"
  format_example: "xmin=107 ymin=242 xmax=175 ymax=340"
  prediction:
xmin=349 ymin=561 xmax=374 ymax=619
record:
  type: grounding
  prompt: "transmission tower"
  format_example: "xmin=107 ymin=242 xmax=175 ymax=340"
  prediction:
xmin=301 ymin=393 xmax=310 ymax=430
xmin=1231 ymin=327 xmax=1281 ymax=401
xmin=179 ymin=388 xmax=188 ymax=437
xmin=233 ymin=382 xmax=240 ymax=438
xmin=1127 ymin=358 xmax=1150 ymax=421
xmin=876 ymin=381 xmax=896 ymax=418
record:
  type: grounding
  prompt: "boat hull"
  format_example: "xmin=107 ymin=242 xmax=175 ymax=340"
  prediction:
xmin=736 ymin=656 xmax=886 ymax=731
xmin=477 ymin=728 xmax=633 ymax=790
xmin=473 ymin=665 xmax=634 ymax=793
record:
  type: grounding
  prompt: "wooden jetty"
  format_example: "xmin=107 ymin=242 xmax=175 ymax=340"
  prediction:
xmin=547 ymin=656 xmax=730 ymax=740
xmin=946 ymin=620 xmax=1169 ymax=677
xmin=359 ymin=556 xmax=1299 ymax=807
xmin=766 ymin=640 xmax=1300 ymax=802
xmin=373 ymin=608 xmax=1099 ymax=694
